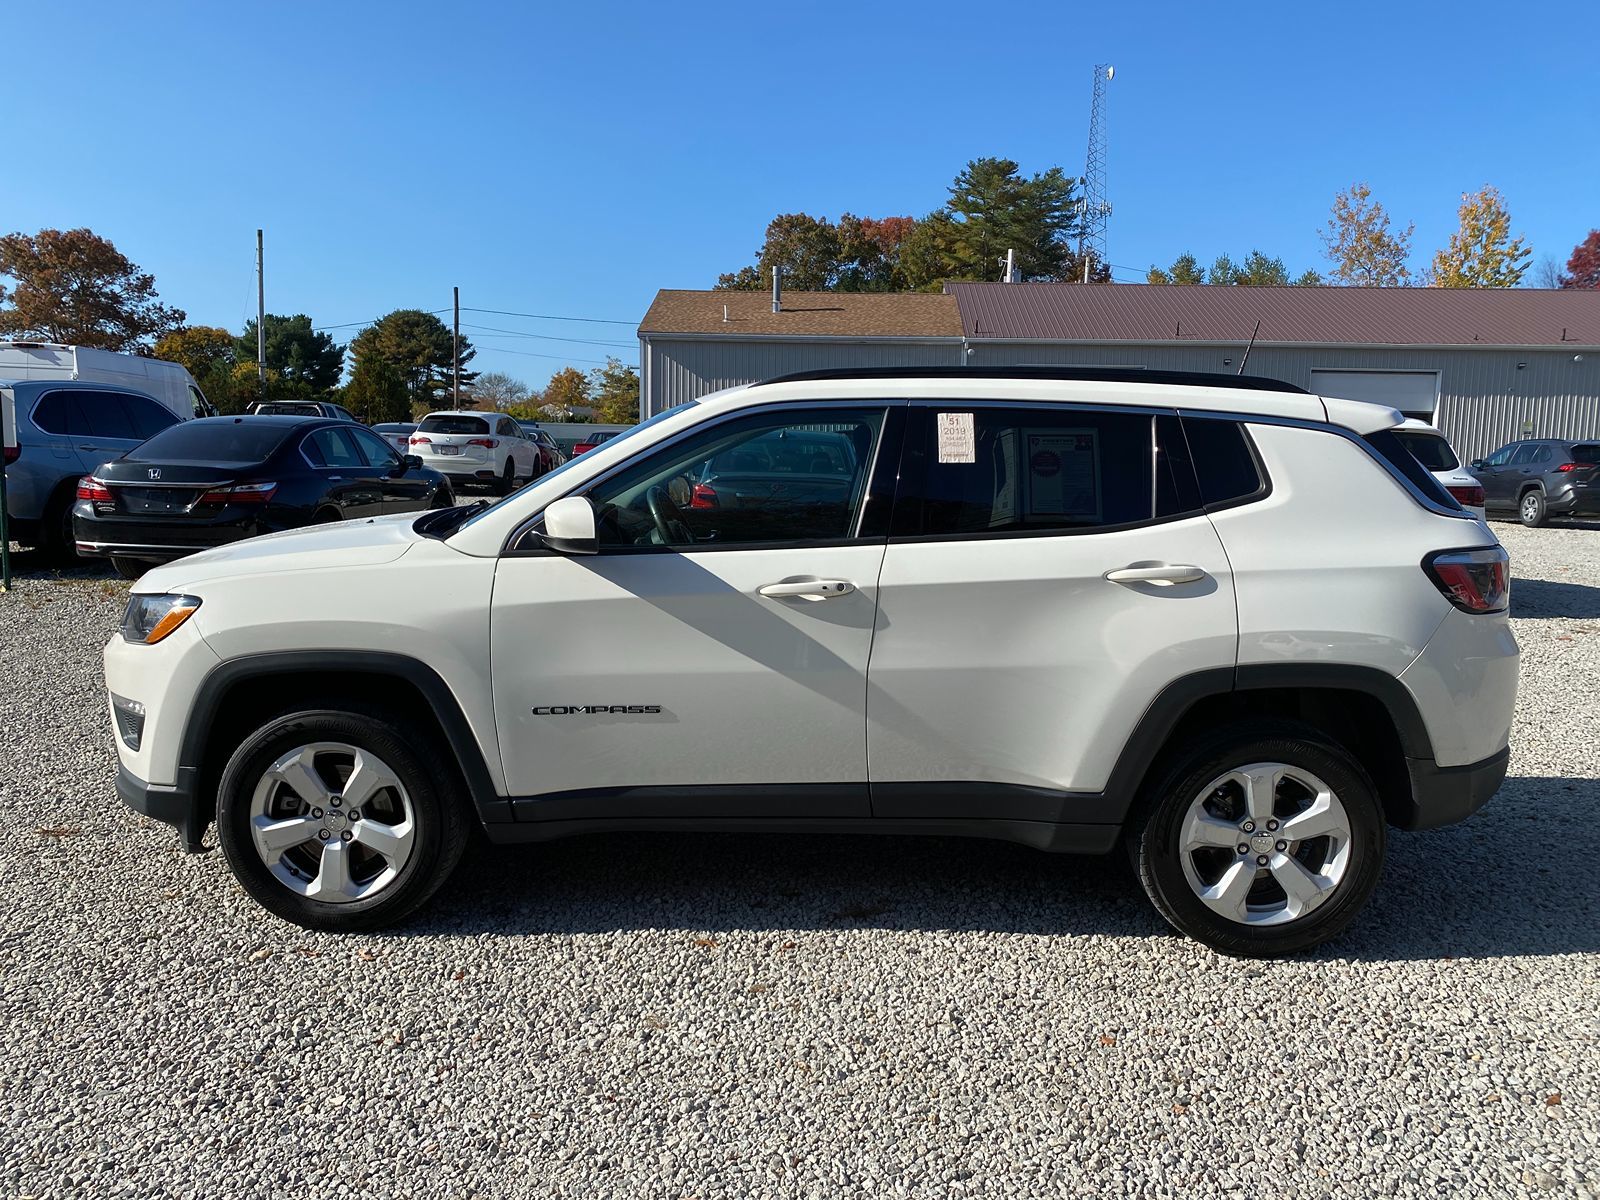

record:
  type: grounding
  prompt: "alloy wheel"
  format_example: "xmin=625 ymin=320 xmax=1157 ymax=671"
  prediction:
xmin=1176 ymin=762 xmax=1352 ymax=926
xmin=247 ymin=741 xmax=416 ymax=904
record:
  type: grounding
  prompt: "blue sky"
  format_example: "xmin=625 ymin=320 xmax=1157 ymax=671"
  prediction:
xmin=9 ymin=0 xmax=1596 ymax=389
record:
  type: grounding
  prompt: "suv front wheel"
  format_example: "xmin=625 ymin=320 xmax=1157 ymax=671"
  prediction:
xmin=216 ymin=705 xmax=469 ymax=931
xmin=1131 ymin=723 xmax=1386 ymax=957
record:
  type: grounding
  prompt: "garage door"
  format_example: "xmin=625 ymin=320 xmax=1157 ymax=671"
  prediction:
xmin=1309 ymin=370 xmax=1439 ymax=421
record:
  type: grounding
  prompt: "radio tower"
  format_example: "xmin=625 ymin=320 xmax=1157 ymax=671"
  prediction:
xmin=1079 ymin=63 xmax=1114 ymax=283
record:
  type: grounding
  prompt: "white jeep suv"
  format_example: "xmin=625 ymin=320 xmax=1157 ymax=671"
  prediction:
xmin=103 ymin=368 xmax=1518 ymax=956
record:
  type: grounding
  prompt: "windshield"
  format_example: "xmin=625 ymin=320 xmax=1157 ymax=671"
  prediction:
xmin=128 ymin=420 xmax=293 ymax=464
xmin=446 ymin=404 xmax=698 ymax=536
xmin=1394 ymin=430 xmax=1459 ymax=472
xmin=419 ymin=414 xmax=490 ymax=435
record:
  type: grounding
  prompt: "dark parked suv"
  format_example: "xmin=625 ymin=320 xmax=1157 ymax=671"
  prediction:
xmin=1468 ymin=439 xmax=1600 ymax=526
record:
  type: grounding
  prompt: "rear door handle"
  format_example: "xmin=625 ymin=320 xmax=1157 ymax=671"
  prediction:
xmin=1104 ymin=563 xmax=1207 ymax=586
xmin=758 ymin=578 xmax=856 ymax=601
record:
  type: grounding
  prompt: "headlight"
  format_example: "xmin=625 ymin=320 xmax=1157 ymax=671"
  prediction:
xmin=121 ymin=594 xmax=202 ymax=644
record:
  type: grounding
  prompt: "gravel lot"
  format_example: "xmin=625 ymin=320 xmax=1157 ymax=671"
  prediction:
xmin=2 ymin=524 xmax=1597 ymax=1200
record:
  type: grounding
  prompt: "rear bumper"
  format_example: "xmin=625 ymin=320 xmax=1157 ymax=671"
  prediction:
xmin=1394 ymin=745 xmax=1510 ymax=831
xmin=1547 ymin=487 xmax=1600 ymax=516
xmin=74 ymin=508 xmax=261 ymax=563
xmin=116 ymin=763 xmax=207 ymax=851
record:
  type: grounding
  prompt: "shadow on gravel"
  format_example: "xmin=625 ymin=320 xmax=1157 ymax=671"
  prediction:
xmin=2 ymin=544 xmax=119 ymax=583
xmin=1513 ymin=576 xmax=1600 ymax=619
xmin=405 ymin=776 xmax=1599 ymax=962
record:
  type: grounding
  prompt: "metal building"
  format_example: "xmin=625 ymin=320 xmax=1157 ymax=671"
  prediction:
xmin=638 ymin=283 xmax=1600 ymax=460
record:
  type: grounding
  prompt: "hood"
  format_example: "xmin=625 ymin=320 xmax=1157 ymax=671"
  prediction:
xmin=136 ymin=512 xmax=425 ymax=593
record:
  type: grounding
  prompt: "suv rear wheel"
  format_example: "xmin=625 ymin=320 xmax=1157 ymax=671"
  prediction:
xmin=216 ymin=705 xmax=469 ymax=931
xmin=1519 ymin=489 xmax=1548 ymax=528
xmin=1131 ymin=722 xmax=1385 ymax=957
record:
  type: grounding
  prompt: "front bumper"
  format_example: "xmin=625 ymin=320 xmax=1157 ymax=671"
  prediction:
xmin=116 ymin=763 xmax=208 ymax=851
xmin=1393 ymin=745 xmax=1510 ymax=831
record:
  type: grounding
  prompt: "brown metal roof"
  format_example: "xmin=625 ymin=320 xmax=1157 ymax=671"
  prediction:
xmin=639 ymin=289 xmax=961 ymax=338
xmin=949 ymin=282 xmax=1600 ymax=348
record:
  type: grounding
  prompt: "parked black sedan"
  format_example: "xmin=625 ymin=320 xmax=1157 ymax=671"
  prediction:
xmin=73 ymin=416 xmax=454 ymax=578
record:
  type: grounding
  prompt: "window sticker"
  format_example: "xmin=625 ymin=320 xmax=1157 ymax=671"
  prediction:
xmin=936 ymin=412 xmax=976 ymax=464
xmin=1025 ymin=429 xmax=1101 ymax=521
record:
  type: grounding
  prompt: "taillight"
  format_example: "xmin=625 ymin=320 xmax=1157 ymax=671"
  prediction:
xmin=1424 ymin=547 xmax=1509 ymax=614
xmin=77 ymin=476 xmax=113 ymax=503
xmin=3 ymin=444 xmax=18 ymax=465
xmin=466 ymin=438 xmax=498 ymax=449
xmin=690 ymin=483 xmax=719 ymax=509
xmin=410 ymin=436 xmax=432 ymax=445
xmin=573 ymin=443 xmax=593 ymax=455
xmin=199 ymin=481 xmax=277 ymax=504
xmin=1447 ymin=484 xmax=1485 ymax=508
xmin=1555 ymin=462 xmax=1577 ymax=473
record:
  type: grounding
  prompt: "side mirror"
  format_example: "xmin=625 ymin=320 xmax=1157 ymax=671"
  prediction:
xmin=1470 ymin=459 xmax=1487 ymax=470
xmin=401 ymin=454 xmax=423 ymax=471
xmin=539 ymin=495 xmax=598 ymax=555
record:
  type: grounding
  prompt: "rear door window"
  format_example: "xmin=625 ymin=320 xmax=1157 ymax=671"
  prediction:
xmin=302 ymin=427 xmax=365 ymax=469
xmin=1510 ymin=444 xmax=1542 ymax=465
xmin=892 ymin=406 xmax=1156 ymax=537
xmin=122 ymin=393 xmax=180 ymax=440
xmin=75 ymin=390 xmax=140 ymax=440
xmin=348 ymin=426 xmax=400 ymax=468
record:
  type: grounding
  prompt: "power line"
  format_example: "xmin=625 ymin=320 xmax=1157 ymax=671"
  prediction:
xmin=462 ymin=306 xmax=635 ymax=326
xmin=472 ymin=340 xmax=636 ymax=368
xmin=459 ymin=321 xmax=635 ymax=348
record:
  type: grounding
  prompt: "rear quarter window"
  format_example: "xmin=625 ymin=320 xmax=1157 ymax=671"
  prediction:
xmin=1182 ymin=417 xmax=1266 ymax=506
xmin=1363 ymin=429 xmax=1462 ymax=510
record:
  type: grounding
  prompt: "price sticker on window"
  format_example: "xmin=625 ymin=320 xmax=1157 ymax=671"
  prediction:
xmin=936 ymin=412 xmax=976 ymax=464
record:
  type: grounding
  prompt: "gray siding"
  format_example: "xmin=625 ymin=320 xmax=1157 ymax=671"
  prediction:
xmin=641 ymin=333 xmax=1600 ymax=461
xmin=642 ymin=337 xmax=961 ymax=416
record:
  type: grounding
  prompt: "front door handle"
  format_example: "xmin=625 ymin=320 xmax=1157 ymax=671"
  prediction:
xmin=1104 ymin=563 xmax=1207 ymax=586
xmin=758 ymin=578 xmax=856 ymax=601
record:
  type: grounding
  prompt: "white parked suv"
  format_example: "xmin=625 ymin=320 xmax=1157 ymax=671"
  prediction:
xmin=102 ymin=368 xmax=1518 ymax=956
xmin=408 ymin=410 xmax=540 ymax=493
xmin=1393 ymin=418 xmax=1486 ymax=521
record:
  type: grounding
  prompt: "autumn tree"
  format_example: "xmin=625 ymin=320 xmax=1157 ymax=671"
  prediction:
xmin=538 ymin=366 xmax=590 ymax=416
xmin=1148 ymin=253 xmax=1206 ymax=285
xmin=153 ymin=325 xmax=237 ymax=412
xmin=836 ymin=215 xmax=917 ymax=292
xmin=236 ymin=314 xmax=344 ymax=392
xmin=350 ymin=309 xmax=476 ymax=408
xmin=343 ymin=356 xmax=409 ymax=424
xmin=589 ymin=358 xmax=639 ymax=424
xmin=1319 ymin=183 xmax=1414 ymax=286
xmin=1429 ymin=186 xmax=1530 ymax=288
xmin=472 ymin=371 xmax=529 ymax=409
xmin=0 ymin=227 xmax=184 ymax=349
xmin=1559 ymin=230 xmax=1600 ymax=289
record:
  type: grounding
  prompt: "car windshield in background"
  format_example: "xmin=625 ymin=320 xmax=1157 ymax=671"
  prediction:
xmin=419 ymin=415 xmax=490 ymax=435
xmin=1573 ymin=444 xmax=1600 ymax=465
xmin=1395 ymin=430 xmax=1459 ymax=472
xmin=126 ymin=421 xmax=292 ymax=464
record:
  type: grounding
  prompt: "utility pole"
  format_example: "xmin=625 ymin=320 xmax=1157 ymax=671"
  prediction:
xmin=452 ymin=286 xmax=461 ymax=407
xmin=256 ymin=230 xmax=266 ymax=399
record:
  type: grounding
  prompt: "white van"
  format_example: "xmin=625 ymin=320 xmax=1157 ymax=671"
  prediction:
xmin=0 ymin=342 xmax=213 ymax=421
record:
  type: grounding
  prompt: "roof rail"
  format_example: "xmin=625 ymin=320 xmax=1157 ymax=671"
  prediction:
xmin=752 ymin=365 xmax=1310 ymax=395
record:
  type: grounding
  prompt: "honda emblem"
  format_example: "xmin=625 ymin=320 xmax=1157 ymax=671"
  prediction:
xmin=148 ymin=468 xmax=162 ymax=480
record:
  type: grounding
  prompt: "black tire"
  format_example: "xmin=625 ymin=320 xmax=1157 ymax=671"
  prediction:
xmin=1518 ymin=489 xmax=1548 ymax=528
xmin=215 ymin=705 xmax=471 ymax=932
xmin=429 ymin=484 xmax=456 ymax=509
xmin=110 ymin=558 xmax=147 ymax=581
xmin=313 ymin=507 xmax=342 ymax=524
xmin=40 ymin=490 xmax=80 ymax=564
xmin=1130 ymin=721 xmax=1386 ymax=957
xmin=497 ymin=460 xmax=516 ymax=496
